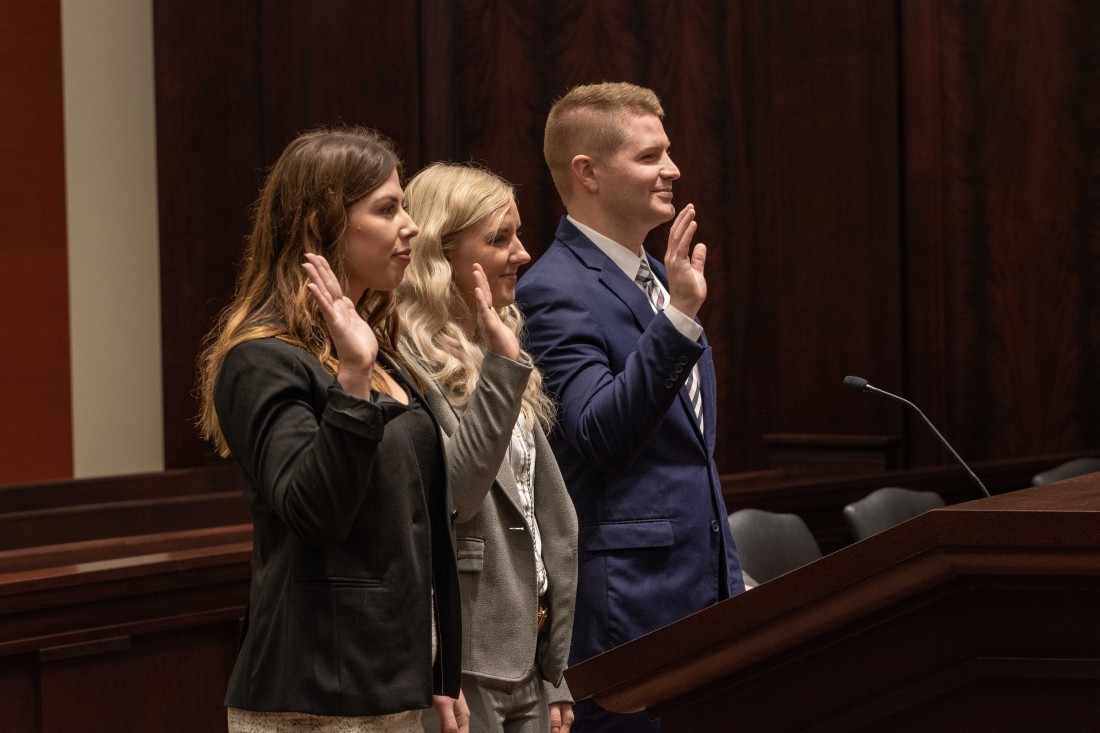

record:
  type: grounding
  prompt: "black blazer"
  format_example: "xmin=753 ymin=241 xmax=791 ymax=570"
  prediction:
xmin=215 ymin=337 xmax=461 ymax=716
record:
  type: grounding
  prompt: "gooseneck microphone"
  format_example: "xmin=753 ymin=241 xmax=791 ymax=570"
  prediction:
xmin=843 ymin=376 xmax=990 ymax=498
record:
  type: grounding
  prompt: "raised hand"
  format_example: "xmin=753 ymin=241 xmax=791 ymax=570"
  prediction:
xmin=664 ymin=204 xmax=707 ymax=319
xmin=302 ymin=252 xmax=377 ymax=398
xmin=472 ymin=263 xmax=521 ymax=361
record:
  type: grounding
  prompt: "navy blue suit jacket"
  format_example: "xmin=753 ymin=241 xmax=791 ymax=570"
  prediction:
xmin=516 ymin=217 xmax=743 ymax=666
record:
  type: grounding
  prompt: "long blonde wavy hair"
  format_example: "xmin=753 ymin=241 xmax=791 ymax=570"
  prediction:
xmin=396 ymin=163 xmax=555 ymax=431
xmin=197 ymin=126 xmax=408 ymax=457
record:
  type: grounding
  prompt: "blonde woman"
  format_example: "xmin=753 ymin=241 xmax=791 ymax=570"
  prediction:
xmin=198 ymin=129 xmax=467 ymax=733
xmin=397 ymin=163 xmax=578 ymax=733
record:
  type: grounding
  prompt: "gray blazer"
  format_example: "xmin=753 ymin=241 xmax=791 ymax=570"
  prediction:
xmin=414 ymin=351 xmax=578 ymax=704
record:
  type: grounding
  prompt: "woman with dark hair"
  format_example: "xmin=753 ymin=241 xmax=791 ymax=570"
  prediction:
xmin=198 ymin=128 xmax=468 ymax=733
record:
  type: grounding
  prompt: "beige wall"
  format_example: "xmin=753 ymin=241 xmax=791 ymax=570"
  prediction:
xmin=62 ymin=0 xmax=163 ymax=478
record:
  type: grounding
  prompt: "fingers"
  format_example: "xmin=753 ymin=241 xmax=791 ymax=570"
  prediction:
xmin=666 ymin=205 xmax=698 ymax=265
xmin=562 ymin=705 xmax=575 ymax=733
xmin=455 ymin=690 xmax=471 ymax=733
xmin=432 ymin=695 xmax=459 ymax=733
xmin=669 ymin=203 xmax=696 ymax=244
xmin=303 ymin=252 xmax=343 ymax=301
xmin=549 ymin=702 xmax=574 ymax=733
xmin=550 ymin=705 xmax=562 ymax=730
xmin=471 ymin=263 xmax=488 ymax=292
xmin=471 ymin=263 xmax=495 ymax=315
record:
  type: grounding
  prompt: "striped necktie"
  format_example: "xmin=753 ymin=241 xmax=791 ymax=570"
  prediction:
xmin=636 ymin=258 xmax=705 ymax=434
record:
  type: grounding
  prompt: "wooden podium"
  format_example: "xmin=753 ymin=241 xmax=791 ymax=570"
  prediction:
xmin=565 ymin=478 xmax=1100 ymax=732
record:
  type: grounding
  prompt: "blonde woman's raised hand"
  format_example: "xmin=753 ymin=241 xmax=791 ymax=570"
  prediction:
xmin=472 ymin=263 xmax=521 ymax=361
xmin=303 ymin=253 xmax=377 ymax=398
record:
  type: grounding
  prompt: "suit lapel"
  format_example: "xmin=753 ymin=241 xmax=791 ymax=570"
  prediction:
xmin=557 ymin=219 xmax=658 ymax=332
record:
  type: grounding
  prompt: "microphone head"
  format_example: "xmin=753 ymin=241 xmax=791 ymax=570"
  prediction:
xmin=843 ymin=375 xmax=868 ymax=391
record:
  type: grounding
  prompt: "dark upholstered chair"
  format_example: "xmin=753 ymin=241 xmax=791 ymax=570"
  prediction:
xmin=843 ymin=487 xmax=945 ymax=542
xmin=727 ymin=508 xmax=822 ymax=585
xmin=1031 ymin=457 xmax=1100 ymax=486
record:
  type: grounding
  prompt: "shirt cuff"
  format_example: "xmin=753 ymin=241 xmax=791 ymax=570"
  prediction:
xmin=664 ymin=304 xmax=704 ymax=341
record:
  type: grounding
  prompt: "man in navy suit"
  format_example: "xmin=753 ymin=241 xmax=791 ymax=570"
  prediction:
xmin=516 ymin=82 xmax=745 ymax=732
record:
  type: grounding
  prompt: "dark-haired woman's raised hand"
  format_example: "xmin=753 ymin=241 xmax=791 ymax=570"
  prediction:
xmin=303 ymin=253 xmax=377 ymax=398
xmin=472 ymin=263 xmax=520 ymax=361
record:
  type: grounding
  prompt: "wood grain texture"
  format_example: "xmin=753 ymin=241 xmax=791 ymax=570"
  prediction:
xmin=154 ymin=0 xmax=264 ymax=468
xmin=257 ymin=1 xmax=422 ymax=165
xmin=905 ymin=0 xmax=1100 ymax=464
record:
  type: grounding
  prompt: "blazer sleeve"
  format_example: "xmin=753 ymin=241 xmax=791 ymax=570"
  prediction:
xmin=519 ymin=276 xmax=706 ymax=473
xmin=429 ymin=351 xmax=532 ymax=523
xmin=214 ymin=338 xmax=386 ymax=547
xmin=543 ymin=676 xmax=573 ymax=706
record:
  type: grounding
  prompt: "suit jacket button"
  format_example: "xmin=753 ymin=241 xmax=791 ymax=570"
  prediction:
xmin=664 ymin=379 xmax=674 ymax=388
xmin=674 ymin=364 xmax=684 ymax=374
xmin=711 ymin=520 xmax=720 ymax=532
xmin=678 ymin=356 xmax=688 ymax=365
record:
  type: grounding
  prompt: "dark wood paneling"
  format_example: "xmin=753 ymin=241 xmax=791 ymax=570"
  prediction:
xmin=0 ymin=655 xmax=35 ymax=733
xmin=0 ymin=463 xmax=239 ymax=513
xmin=0 ymin=0 xmax=72 ymax=483
xmin=903 ymin=0 xmax=1100 ymax=464
xmin=154 ymin=0 xmax=265 ymax=468
xmin=0 ymin=465 xmax=246 ymax=552
xmin=721 ymin=0 xmax=904 ymax=468
xmin=257 ymin=1 xmax=422 ymax=166
xmin=39 ymin=624 xmax=238 ymax=733
xmin=0 ymin=526 xmax=248 ymax=733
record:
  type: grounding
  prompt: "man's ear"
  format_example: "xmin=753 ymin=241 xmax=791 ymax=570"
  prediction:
xmin=572 ymin=155 xmax=599 ymax=194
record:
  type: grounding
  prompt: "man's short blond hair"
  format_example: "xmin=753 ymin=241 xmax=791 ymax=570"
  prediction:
xmin=543 ymin=82 xmax=665 ymax=202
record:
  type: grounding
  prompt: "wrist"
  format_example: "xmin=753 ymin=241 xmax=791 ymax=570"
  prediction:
xmin=668 ymin=296 xmax=702 ymax=320
xmin=336 ymin=363 xmax=374 ymax=399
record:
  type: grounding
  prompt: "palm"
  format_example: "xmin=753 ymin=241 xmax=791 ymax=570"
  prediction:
xmin=303 ymin=253 xmax=378 ymax=393
xmin=472 ymin=264 xmax=520 ymax=360
xmin=664 ymin=204 xmax=707 ymax=317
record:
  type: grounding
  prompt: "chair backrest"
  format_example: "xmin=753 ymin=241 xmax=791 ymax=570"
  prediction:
xmin=843 ymin=487 xmax=945 ymax=542
xmin=1031 ymin=457 xmax=1100 ymax=486
xmin=726 ymin=508 xmax=822 ymax=585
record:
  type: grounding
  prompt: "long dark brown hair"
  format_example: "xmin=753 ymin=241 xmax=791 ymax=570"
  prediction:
xmin=197 ymin=126 xmax=405 ymax=456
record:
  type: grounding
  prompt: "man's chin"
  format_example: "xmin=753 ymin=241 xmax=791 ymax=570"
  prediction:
xmin=655 ymin=203 xmax=677 ymax=223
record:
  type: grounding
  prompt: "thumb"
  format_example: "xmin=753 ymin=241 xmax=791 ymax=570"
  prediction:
xmin=691 ymin=242 xmax=707 ymax=272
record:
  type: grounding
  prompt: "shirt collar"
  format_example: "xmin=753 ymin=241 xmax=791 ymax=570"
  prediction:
xmin=567 ymin=215 xmax=647 ymax=281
